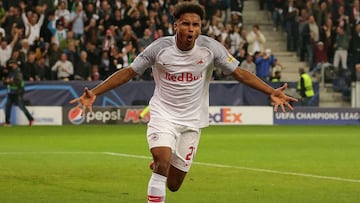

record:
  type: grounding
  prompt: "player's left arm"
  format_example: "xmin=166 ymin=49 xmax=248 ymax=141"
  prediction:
xmin=231 ymin=67 xmax=298 ymax=112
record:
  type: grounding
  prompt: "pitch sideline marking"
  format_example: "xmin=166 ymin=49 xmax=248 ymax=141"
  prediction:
xmin=104 ymin=152 xmax=360 ymax=184
xmin=1 ymin=151 xmax=359 ymax=184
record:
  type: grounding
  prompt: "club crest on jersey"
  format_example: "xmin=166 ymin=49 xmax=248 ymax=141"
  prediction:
xmin=197 ymin=59 xmax=204 ymax=65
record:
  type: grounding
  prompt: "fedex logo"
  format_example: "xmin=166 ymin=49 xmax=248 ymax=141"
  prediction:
xmin=209 ymin=108 xmax=242 ymax=123
xmin=165 ymin=72 xmax=202 ymax=82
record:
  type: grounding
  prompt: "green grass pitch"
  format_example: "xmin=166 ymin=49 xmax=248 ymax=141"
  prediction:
xmin=0 ymin=125 xmax=360 ymax=203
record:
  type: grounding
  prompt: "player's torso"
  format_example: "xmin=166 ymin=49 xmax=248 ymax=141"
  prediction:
xmin=152 ymin=44 xmax=213 ymax=103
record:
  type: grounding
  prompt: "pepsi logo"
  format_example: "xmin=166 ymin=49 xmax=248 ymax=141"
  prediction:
xmin=68 ymin=107 xmax=85 ymax=125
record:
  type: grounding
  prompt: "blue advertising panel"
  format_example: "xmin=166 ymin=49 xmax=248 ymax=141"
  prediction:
xmin=0 ymin=81 xmax=309 ymax=107
xmin=274 ymin=107 xmax=360 ymax=125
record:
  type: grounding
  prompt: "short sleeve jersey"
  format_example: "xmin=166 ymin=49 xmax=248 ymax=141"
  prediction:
xmin=131 ymin=35 xmax=239 ymax=128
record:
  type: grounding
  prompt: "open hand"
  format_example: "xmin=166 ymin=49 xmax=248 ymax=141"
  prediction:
xmin=70 ymin=87 xmax=96 ymax=115
xmin=270 ymin=83 xmax=298 ymax=112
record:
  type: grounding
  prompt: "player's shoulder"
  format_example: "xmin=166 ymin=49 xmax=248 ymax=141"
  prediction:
xmin=197 ymin=35 xmax=221 ymax=45
xmin=150 ymin=36 xmax=175 ymax=48
xmin=196 ymin=35 xmax=223 ymax=50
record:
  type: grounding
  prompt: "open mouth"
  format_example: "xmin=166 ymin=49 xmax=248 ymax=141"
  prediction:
xmin=187 ymin=35 xmax=193 ymax=42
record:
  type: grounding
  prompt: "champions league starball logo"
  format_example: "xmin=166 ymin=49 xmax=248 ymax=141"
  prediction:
xmin=68 ymin=107 xmax=85 ymax=125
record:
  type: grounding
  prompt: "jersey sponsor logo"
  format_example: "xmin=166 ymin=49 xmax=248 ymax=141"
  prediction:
xmin=165 ymin=72 xmax=202 ymax=82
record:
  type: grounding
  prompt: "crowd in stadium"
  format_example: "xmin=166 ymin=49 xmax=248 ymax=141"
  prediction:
xmin=0 ymin=0 xmax=359 ymax=83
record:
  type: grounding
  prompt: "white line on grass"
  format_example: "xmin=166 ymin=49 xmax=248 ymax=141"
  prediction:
xmin=1 ymin=151 xmax=359 ymax=184
xmin=104 ymin=152 xmax=360 ymax=184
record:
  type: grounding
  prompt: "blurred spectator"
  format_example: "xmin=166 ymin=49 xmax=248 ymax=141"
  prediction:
xmin=111 ymin=9 xmax=125 ymax=31
xmin=101 ymin=28 xmax=116 ymax=52
xmin=85 ymin=41 xmax=101 ymax=67
xmin=356 ymin=64 xmax=360 ymax=81
xmin=333 ymin=25 xmax=350 ymax=73
xmin=20 ymin=3 xmax=46 ymax=46
xmin=3 ymin=59 xmax=34 ymax=126
xmin=350 ymin=0 xmax=360 ymax=25
xmin=269 ymin=0 xmax=285 ymax=31
xmin=108 ymin=46 xmax=123 ymax=77
xmin=271 ymin=58 xmax=285 ymax=81
xmin=246 ymin=24 xmax=266 ymax=54
xmin=230 ymin=0 xmax=244 ymax=24
xmin=304 ymin=0 xmax=316 ymax=16
xmin=220 ymin=23 xmax=232 ymax=50
xmin=297 ymin=67 xmax=315 ymax=106
xmin=51 ymin=52 xmax=74 ymax=81
xmin=35 ymin=56 xmax=51 ymax=80
xmin=21 ymin=51 xmax=37 ymax=81
xmin=0 ymin=26 xmax=5 ymax=38
xmin=0 ymin=6 xmax=23 ymax=38
xmin=121 ymin=24 xmax=138 ymax=48
xmin=138 ymin=28 xmax=154 ymax=52
xmin=0 ymin=30 xmax=19 ymax=67
xmin=53 ymin=19 xmax=67 ymax=47
xmin=284 ymin=0 xmax=299 ymax=51
xmin=55 ymin=1 xmax=70 ymax=27
xmin=349 ymin=23 xmax=360 ymax=81
xmin=240 ymin=53 xmax=256 ymax=74
xmin=7 ymin=49 xmax=22 ymax=70
xmin=99 ymin=50 xmax=111 ymax=80
xmin=69 ymin=2 xmax=86 ymax=40
xmin=63 ymin=40 xmax=79 ymax=67
xmin=91 ymin=64 xmax=100 ymax=81
xmin=207 ymin=15 xmax=222 ymax=40
xmin=310 ymin=40 xmax=331 ymax=77
xmin=46 ymin=10 xmax=57 ymax=42
xmin=234 ymin=47 xmax=246 ymax=64
xmin=315 ymin=1 xmax=329 ymax=29
xmin=83 ymin=18 xmax=98 ymax=45
xmin=74 ymin=50 xmax=91 ymax=80
xmin=298 ymin=8 xmax=309 ymax=63
xmin=159 ymin=12 xmax=173 ymax=36
xmin=228 ymin=25 xmax=242 ymax=55
xmin=121 ymin=41 xmax=136 ymax=68
xmin=301 ymin=15 xmax=319 ymax=70
xmin=229 ymin=10 xmax=242 ymax=28
xmin=205 ymin=0 xmax=219 ymax=21
xmin=320 ymin=18 xmax=336 ymax=63
xmin=333 ymin=5 xmax=350 ymax=28
xmin=271 ymin=70 xmax=282 ymax=82
xmin=254 ymin=49 xmax=275 ymax=82
xmin=47 ymin=43 xmax=62 ymax=70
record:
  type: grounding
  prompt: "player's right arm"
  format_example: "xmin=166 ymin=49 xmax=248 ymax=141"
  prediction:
xmin=70 ymin=67 xmax=138 ymax=114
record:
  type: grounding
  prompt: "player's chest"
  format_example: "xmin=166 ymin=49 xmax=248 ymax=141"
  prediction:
xmin=156 ymin=49 xmax=212 ymax=74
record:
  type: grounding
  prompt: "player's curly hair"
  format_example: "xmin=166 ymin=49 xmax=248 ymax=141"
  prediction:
xmin=173 ymin=2 xmax=205 ymax=21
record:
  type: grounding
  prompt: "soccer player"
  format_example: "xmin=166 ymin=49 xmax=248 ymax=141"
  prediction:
xmin=71 ymin=2 xmax=297 ymax=202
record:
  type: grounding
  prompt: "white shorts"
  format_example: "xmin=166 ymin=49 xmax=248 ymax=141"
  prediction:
xmin=147 ymin=117 xmax=201 ymax=172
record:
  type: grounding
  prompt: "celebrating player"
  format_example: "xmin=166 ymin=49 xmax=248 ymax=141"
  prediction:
xmin=71 ymin=2 xmax=297 ymax=203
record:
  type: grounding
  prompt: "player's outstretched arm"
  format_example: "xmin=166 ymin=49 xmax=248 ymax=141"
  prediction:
xmin=70 ymin=67 xmax=138 ymax=114
xmin=231 ymin=67 xmax=298 ymax=112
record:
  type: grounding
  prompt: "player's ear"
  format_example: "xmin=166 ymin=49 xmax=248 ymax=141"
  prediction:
xmin=173 ymin=22 xmax=177 ymax=33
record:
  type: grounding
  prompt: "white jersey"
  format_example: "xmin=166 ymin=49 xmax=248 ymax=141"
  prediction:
xmin=131 ymin=35 xmax=239 ymax=128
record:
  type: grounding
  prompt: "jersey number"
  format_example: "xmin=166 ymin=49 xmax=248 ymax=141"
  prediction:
xmin=185 ymin=146 xmax=195 ymax=161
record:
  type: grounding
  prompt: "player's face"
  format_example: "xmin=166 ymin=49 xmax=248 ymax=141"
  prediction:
xmin=174 ymin=13 xmax=202 ymax=51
